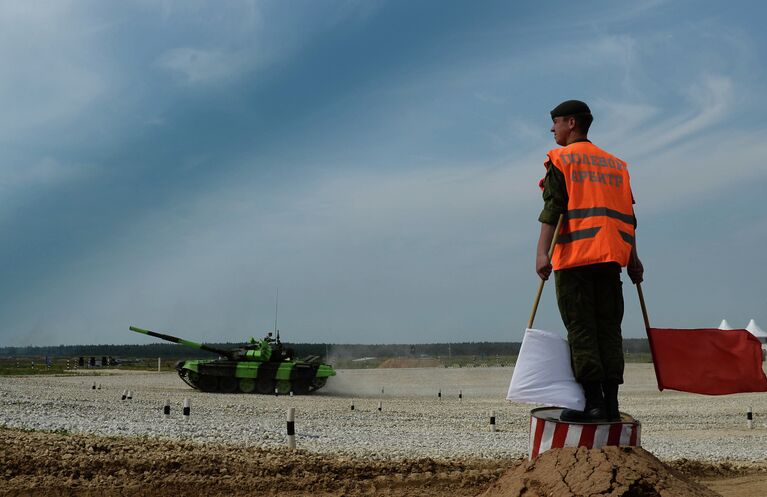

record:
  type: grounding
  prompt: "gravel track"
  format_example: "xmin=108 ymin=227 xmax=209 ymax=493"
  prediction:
xmin=1 ymin=364 xmax=766 ymax=462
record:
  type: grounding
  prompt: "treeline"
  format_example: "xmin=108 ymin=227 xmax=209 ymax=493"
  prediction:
xmin=0 ymin=338 xmax=651 ymax=359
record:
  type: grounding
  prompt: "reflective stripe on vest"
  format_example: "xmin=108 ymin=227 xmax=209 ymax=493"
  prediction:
xmin=546 ymin=142 xmax=635 ymax=270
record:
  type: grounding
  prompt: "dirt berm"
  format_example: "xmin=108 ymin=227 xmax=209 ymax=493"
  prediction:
xmin=479 ymin=445 xmax=721 ymax=497
xmin=0 ymin=428 xmax=509 ymax=497
xmin=5 ymin=428 xmax=765 ymax=496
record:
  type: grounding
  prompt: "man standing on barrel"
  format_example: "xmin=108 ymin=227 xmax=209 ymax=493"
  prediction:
xmin=536 ymin=100 xmax=644 ymax=422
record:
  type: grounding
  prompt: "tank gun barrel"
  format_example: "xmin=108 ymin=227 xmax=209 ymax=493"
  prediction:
xmin=129 ymin=326 xmax=233 ymax=358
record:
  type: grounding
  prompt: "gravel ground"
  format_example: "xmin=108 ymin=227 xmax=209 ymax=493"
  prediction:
xmin=1 ymin=364 xmax=765 ymax=462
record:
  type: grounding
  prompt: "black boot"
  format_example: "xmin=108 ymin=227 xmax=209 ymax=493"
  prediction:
xmin=560 ymin=382 xmax=607 ymax=422
xmin=602 ymin=382 xmax=620 ymax=422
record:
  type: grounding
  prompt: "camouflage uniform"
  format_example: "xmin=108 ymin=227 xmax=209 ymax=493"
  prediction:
xmin=539 ymin=147 xmax=634 ymax=384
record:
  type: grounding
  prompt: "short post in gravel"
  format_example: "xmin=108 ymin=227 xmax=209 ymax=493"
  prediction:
xmin=286 ymin=407 xmax=296 ymax=449
xmin=377 ymin=400 xmax=382 ymax=412
xmin=157 ymin=357 xmax=161 ymax=372
xmin=126 ymin=390 xmax=133 ymax=400
xmin=350 ymin=400 xmax=355 ymax=411
xmin=489 ymin=410 xmax=496 ymax=433
xmin=163 ymin=399 xmax=171 ymax=418
xmin=459 ymin=389 xmax=462 ymax=401
xmin=92 ymin=381 xmax=96 ymax=390
xmin=747 ymin=406 xmax=753 ymax=429
xmin=438 ymin=388 xmax=441 ymax=400
xmin=121 ymin=390 xmax=127 ymax=401
xmin=183 ymin=398 xmax=190 ymax=420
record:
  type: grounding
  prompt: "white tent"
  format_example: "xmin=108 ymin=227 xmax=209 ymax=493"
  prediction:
xmin=746 ymin=319 xmax=767 ymax=338
xmin=718 ymin=319 xmax=734 ymax=330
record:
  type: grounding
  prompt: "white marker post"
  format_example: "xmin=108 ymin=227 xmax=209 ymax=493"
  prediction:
xmin=92 ymin=381 xmax=96 ymax=390
xmin=438 ymin=389 xmax=441 ymax=400
xmin=164 ymin=399 xmax=171 ymax=418
xmin=183 ymin=398 xmax=190 ymax=420
xmin=747 ymin=406 xmax=753 ymax=429
xmin=459 ymin=389 xmax=463 ymax=401
xmin=158 ymin=357 xmax=161 ymax=372
xmin=121 ymin=390 xmax=127 ymax=401
xmin=287 ymin=407 xmax=296 ymax=449
xmin=490 ymin=410 xmax=496 ymax=432
xmin=350 ymin=400 xmax=355 ymax=411
xmin=378 ymin=400 xmax=382 ymax=412
xmin=126 ymin=390 xmax=133 ymax=400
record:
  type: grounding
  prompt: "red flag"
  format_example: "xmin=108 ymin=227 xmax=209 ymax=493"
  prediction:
xmin=647 ymin=328 xmax=767 ymax=394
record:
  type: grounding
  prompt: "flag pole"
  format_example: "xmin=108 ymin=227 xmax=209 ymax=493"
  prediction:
xmin=527 ymin=214 xmax=564 ymax=329
xmin=636 ymin=282 xmax=651 ymax=330
xmin=636 ymin=282 xmax=663 ymax=390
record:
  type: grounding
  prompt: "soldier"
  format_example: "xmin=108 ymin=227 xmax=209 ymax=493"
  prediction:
xmin=536 ymin=100 xmax=644 ymax=422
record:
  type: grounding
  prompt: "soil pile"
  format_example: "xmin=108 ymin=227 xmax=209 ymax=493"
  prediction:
xmin=479 ymin=446 xmax=722 ymax=497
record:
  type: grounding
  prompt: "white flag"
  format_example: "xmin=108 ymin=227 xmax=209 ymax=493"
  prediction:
xmin=507 ymin=328 xmax=585 ymax=410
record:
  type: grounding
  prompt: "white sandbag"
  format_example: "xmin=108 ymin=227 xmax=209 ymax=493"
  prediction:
xmin=506 ymin=328 xmax=585 ymax=410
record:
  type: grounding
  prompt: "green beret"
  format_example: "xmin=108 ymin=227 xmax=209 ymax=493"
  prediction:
xmin=550 ymin=100 xmax=591 ymax=119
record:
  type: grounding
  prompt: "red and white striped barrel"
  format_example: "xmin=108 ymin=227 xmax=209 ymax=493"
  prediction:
xmin=528 ymin=407 xmax=641 ymax=460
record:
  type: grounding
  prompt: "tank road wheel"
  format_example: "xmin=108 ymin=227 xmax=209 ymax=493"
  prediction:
xmin=255 ymin=376 xmax=275 ymax=394
xmin=275 ymin=380 xmax=291 ymax=395
xmin=198 ymin=375 xmax=219 ymax=392
xmin=291 ymin=380 xmax=310 ymax=395
xmin=219 ymin=377 xmax=238 ymax=393
xmin=184 ymin=371 xmax=201 ymax=389
xmin=313 ymin=377 xmax=327 ymax=390
xmin=238 ymin=378 xmax=256 ymax=393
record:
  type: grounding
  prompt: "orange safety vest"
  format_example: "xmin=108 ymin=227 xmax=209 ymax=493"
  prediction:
xmin=546 ymin=141 xmax=635 ymax=271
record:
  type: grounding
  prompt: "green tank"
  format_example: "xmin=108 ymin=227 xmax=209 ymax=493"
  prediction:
xmin=129 ymin=326 xmax=336 ymax=394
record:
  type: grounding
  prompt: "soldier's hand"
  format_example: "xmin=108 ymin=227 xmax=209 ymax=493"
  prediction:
xmin=627 ymin=255 xmax=644 ymax=284
xmin=536 ymin=253 xmax=552 ymax=281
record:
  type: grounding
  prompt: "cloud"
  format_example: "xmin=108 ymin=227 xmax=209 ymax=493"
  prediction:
xmin=153 ymin=1 xmax=382 ymax=87
xmin=1 ymin=1 xmax=765 ymax=346
xmin=629 ymin=128 xmax=767 ymax=215
xmin=585 ymin=35 xmax=638 ymax=93
xmin=0 ymin=155 xmax=97 ymax=227
xmin=157 ymin=47 xmax=255 ymax=86
xmin=0 ymin=2 xmax=107 ymax=141
xmin=638 ymin=75 xmax=733 ymax=154
xmin=0 ymin=151 xmax=545 ymax=345
xmin=0 ymin=156 xmax=92 ymax=188
xmin=589 ymin=74 xmax=753 ymax=216
xmin=473 ymin=92 xmax=506 ymax=105
xmin=142 ymin=0 xmax=264 ymax=32
xmin=593 ymin=101 xmax=661 ymax=141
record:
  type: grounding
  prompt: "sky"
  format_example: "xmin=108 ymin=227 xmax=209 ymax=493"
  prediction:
xmin=1 ymin=0 xmax=766 ymax=346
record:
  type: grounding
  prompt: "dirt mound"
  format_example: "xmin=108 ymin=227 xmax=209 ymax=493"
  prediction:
xmin=378 ymin=357 xmax=442 ymax=368
xmin=478 ymin=446 xmax=722 ymax=497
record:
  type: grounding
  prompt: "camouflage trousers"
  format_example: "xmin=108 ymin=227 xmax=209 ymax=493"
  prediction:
xmin=555 ymin=262 xmax=625 ymax=384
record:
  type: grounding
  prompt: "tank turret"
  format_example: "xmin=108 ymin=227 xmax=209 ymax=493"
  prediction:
xmin=129 ymin=325 xmax=335 ymax=394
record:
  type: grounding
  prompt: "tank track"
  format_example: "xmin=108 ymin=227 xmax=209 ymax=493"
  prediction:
xmin=176 ymin=364 xmax=327 ymax=395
